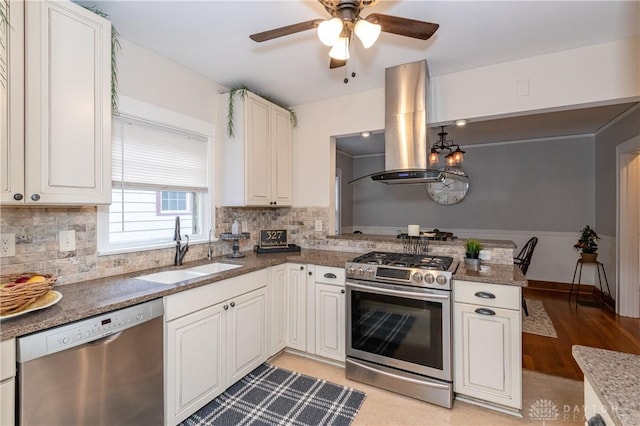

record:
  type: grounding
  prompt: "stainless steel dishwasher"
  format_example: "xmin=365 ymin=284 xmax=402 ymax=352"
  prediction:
xmin=17 ymin=299 xmax=164 ymax=426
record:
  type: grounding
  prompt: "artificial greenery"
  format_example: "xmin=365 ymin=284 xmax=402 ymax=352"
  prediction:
xmin=80 ymin=5 xmax=121 ymax=115
xmin=574 ymin=225 xmax=599 ymax=254
xmin=225 ymin=85 xmax=298 ymax=138
xmin=465 ymin=239 xmax=483 ymax=258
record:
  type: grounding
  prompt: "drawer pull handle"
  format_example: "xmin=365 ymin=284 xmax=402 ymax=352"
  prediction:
xmin=475 ymin=308 xmax=496 ymax=316
xmin=324 ymin=273 xmax=337 ymax=279
xmin=474 ymin=291 xmax=496 ymax=299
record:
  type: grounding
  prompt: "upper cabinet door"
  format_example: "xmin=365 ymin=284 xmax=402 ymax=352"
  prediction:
xmin=0 ymin=0 xmax=25 ymax=204
xmin=271 ymin=105 xmax=292 ymax=206
xmin=245 ymin=94 xmax=271 ymax=206
xmin=23 ymin=0 xmax=111 ymax=204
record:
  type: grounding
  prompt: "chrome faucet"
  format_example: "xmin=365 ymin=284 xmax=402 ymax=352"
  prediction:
xmin=207 ymin=229 xmax=214 ymax=260
xmin=174 ymin=216 xmax=189 ymax=266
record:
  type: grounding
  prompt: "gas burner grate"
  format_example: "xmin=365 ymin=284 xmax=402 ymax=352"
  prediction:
xmin=352 ymin=252 xmax=454 ymax=272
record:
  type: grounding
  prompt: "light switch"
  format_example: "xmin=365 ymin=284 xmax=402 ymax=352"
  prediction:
xmin=59 ymin=230 xmax=76 ymax=252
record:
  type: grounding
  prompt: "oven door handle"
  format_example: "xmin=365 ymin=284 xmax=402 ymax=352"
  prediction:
xmin=346 ymin=281 xmax=449 ymax=301
xmin=348 ymin=359 xmax=451 ymax=390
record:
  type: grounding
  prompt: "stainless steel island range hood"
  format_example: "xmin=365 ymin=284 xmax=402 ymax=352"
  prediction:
xmin=370 ymin=60 xmax=444 ymax=184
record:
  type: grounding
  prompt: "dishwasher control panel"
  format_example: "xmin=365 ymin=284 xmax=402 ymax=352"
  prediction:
xmin=18 ymin=299 xmax=164 ymax=362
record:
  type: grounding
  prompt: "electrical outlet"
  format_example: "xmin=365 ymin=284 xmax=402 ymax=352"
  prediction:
xmin=314 ymin=219 xmax=323 ymax=232
xmin=0 ymin=234 xmax=15 ymax=257
xmin=59 ymin=230 xmax=76 ymax=252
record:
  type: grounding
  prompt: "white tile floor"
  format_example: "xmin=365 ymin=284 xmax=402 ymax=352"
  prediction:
xmin=270 ymin=352 xmax=585 ymax=425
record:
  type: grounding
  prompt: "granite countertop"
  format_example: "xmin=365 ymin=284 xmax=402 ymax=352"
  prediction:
xmin=572 ymin=345 xmax=640 ymax=426
xmin=1 ymin=248 xmax=524 ymax=341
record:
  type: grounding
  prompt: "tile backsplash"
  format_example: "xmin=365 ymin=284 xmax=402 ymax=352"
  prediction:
xmin=0 ymin=206 xmax=331 ymax=285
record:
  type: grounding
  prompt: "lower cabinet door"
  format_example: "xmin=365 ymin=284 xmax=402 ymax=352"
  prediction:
xmin=314 ymin=283 xmax=345 ymax=361
xmin=0 ymin=378 xmax=15 ymax=426
xmin=269 ymin=264 xmax=287 ymax=356
xmin=454 ymin=302 xmax=521 ymax=410
xmin=286 ymin=263 xmax=307 ymax=351
xmin=166 ymin=303 xmax=227 ymax=425
xmin=227 ymin=287 xmax=268 ymax=385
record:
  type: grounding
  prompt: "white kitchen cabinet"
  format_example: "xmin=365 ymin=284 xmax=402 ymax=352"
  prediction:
xmin=165 ymin=303 xmax=227 ymax=425
xmin=1 ymin=0 xmax=111 ymax=205
xmin=453 ymin=280 xmax=522 ymax=413
xmin=218 ymin=91 xmax=292 ymax=207
xmin=314 ymin=276 xmax=346 ymax=362
xmin=226 ymin=287 xmax=267 ymax=385
xmin=269 ymin=263 xmax=287 ymax=356
xmin=164 ymin=270 xmax=269 ymax=425
xmin=0 ymin=338 xmax=15 ymax=426
xmin=286 ymin=263 xmax=307 ymax=351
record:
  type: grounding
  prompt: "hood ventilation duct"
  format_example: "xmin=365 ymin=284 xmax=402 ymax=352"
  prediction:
xmin=370 ymin=60 xmax=444 ymax=184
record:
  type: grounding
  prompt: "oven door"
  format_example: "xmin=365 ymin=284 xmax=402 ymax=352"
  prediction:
xmin=346 ymin=279 xmax=451 ymax=381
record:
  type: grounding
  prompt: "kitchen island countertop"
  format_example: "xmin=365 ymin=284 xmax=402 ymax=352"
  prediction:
xmin=0 ymin=248 xmax=524 ymax=341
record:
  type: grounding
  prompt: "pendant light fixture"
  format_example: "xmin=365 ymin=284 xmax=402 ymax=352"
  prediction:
xmin=429 ymin=126 xmax=465 ymax=167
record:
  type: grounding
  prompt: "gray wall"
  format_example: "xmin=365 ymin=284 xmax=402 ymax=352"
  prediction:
xmin=350 ymin=136 xmax=596 ymax=232
xmin=595 ymin=106 xmax=640 ymax=236
xmin=336 ymin=152 xmax=354 ymax=230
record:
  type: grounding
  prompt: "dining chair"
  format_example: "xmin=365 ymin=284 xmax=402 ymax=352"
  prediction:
xmin=514 ymin=236 xmax=538 ymax=316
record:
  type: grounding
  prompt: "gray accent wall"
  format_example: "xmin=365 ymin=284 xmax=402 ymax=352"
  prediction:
xmin=349 ymin=136 xmax=596 ymax=232
xmin=595 ymin=105 xmax=640 ymax=236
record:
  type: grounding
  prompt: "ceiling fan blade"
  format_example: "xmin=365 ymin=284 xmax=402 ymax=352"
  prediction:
xmin=250 ymin=19 xmax=323 ymax=42
xmin=329 ymin=57 xmax=346 ymax=69
xmin=366 ymin=13 xmax=439 ymax=40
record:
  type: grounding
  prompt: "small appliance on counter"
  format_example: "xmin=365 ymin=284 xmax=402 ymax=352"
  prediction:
xmin=254 ymin=229 xmax=301 ymax=254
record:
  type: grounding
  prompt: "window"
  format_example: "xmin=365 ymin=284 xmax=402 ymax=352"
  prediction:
xmin=100 ymin=115 xmax=210 ymax=251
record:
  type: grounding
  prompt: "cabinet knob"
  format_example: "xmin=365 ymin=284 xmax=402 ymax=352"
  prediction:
xmin=31 ymin=194 xmax=41 ymax=201
xmin=308 ymin=271 xmax=312 ymax=276
xmin=223 ymin=304 xmax=229 ymax=310
xmin=341 ymin=289 xmax=345 ymax=294
xmin=230 ymin=302 xmax=235 ymax=308
xmin=299 ymin=266 xmax=304 ymax=270
xmin=13 ymin=193 xmax=23 ymax=201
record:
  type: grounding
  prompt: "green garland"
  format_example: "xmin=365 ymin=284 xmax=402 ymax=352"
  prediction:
xmin=225 ymin=85 xmax=298 ymax=138
xmin=80 ymin=5 xmax=121 ymax=115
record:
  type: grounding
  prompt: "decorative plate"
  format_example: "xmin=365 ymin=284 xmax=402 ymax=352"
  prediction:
xmin=0 ymin=290 xmax=62 ymax=321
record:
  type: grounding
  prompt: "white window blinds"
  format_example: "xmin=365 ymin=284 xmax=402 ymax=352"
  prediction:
xmin=112 ymin=117 xmax=208 ymax=191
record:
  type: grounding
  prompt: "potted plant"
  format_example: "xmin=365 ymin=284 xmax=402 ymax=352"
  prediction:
xmin=574 ymin=225 xmax=599 ymax=263
xmin=464 ymin=238 xmax=483 ymax=268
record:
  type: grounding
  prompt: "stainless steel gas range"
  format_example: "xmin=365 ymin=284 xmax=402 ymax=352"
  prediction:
xmin=345 ymin=251 xmax=458 ymax=408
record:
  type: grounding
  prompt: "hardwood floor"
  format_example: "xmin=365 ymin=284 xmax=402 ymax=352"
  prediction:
xmin=522 ymin=287 xmax=640 ymax=380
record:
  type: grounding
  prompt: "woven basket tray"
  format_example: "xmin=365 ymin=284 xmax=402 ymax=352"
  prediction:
xmin=0 ymin=273 xmax=56 ymax=315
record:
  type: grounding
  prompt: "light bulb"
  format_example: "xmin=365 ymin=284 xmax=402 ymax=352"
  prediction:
xmin=329 ymin=36 xmax=350 ymax=60
xmin=445 ymin=154 xmax=456 ymax=167
xmin=428 ymin=150 xmax=439 ymax=165
xmin=317 ymin=18 xmax=343 ymax=47
xmin=354 ymin=19 xmax=381 ymax=48
xmin=453 ymin=148 xmax=464 ymax=163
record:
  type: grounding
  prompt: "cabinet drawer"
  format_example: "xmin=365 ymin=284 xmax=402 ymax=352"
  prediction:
xmin=0 ymin=339 xmax=15 ymax=381
xmin=454 ymin=280 xmax=520 ymax=310
xmin=314 ymin=266 xmax=345 ymax=286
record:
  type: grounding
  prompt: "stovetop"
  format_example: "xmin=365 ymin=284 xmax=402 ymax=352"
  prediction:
xmin=352 ymin=251 xmax=454 ymax=271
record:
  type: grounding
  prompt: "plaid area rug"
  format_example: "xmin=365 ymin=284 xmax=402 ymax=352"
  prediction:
xmin=180 ymin=363 xmax=366 ymax=426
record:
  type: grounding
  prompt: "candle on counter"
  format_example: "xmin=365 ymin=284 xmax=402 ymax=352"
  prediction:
xmin=408 ymin=225 xmax=420 ymax=236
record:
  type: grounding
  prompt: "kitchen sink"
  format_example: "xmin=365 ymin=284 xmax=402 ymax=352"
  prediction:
xmin=136 ymin=263 xmax=241 ymax=284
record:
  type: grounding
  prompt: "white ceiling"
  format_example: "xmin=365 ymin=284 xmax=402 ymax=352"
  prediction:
xmin=78 ymin=0 xmax=640 ymax=148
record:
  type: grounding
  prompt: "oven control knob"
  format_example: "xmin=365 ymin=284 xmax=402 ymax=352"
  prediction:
xmin=347 ymin=266 xmax=355 ymax=275
xmin=424 ymin=273 xmax=435 ymax=284
xmin=357 ymin=267 xmax=364 ymax=276
xmin=366 ymin=268 xmax=374 ymax=277
xmin=412 ymin=272 xmax=423 ymax=282
xmin=436 ymin=274 xmax=447 ymax=285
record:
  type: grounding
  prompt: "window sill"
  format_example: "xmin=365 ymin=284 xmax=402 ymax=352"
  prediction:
xmin=97 ymin=236 xmax=220 ymax=256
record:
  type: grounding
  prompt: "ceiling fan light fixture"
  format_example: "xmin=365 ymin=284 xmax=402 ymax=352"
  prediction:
xmin=329 ymin=36 xmax=350 ymax=60
xmin=354 ymin=19 xmax=381 ymax=48
xmin=317 ymin=17 xmax=343 ymax=46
